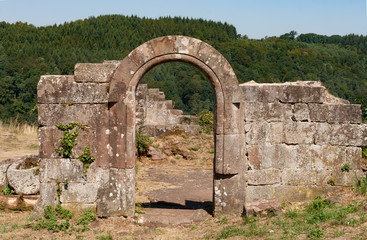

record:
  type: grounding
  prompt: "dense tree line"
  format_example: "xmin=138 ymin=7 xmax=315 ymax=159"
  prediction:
xmin=0 ymin=15 xmax=366 ymax=122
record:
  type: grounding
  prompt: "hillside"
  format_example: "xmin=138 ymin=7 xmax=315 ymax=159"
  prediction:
xmin=0 ymin=15 xmax=366 ymax=122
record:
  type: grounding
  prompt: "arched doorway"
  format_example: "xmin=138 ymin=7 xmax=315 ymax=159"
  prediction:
xmin=107 ymin=36 xmax=245 ymax=216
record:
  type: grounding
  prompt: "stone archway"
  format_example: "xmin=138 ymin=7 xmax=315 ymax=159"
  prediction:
xmin=106 ymin=36 xmax=246 ymax=216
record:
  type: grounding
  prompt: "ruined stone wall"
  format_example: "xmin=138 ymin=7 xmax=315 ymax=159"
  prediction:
xmin=135 ymin=84 xmax=200 ymax=137
xmin=241 ymin=81 xmax=367 ymax=203
xmin=36 ymin=62 xmax=135 ymax=216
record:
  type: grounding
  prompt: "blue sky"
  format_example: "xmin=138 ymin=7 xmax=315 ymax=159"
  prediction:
xmin=0 ymin=0 xmax=366 ymax=39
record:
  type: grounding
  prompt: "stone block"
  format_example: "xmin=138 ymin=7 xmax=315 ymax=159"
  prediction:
xmin=247 ymin=169 xmax=281 ymax=186
xmin=0 ymin=158 xmax=18 ymax=189
xmin=335 ymin=104 xmax=362 ymax=124
xmin=314 ymin=123 xmax=330 ymax=144
xmin=244 ymin=199 xmax=282 ymax=217
xmin=247 ymin=144 xmax=297 ymax=170
xmin=295 ymin=145 xmax=314 ymax=169
xmin=309 ymin=103 xmax=329 ymax=122
xmin=243 ymin=102 xmax=265 ymax=122
xmin=272 ymin=185 xmax=341 ymax=202
xmin=39 ymin=126 xmax=97 ymax=159
xmin=96 ymin=168 xmax=135 ymax=217
xmin=214 ymin=172 xmax=246 ymax=215
xmin=7 ymin=161 xmax=40 ymax=195
xmin=329 ymin=124 xmax=364 ymax=146
xmin=39 ymin=158 xmax=85 ymax=183
xmin=293 ymin=103 xmax=309 ymax=121
xmin=278 ymin=83 xmax=325 ymax=103
xmin=38 ymin=103 xmax=108 ymax=127
xmin=282 ymin=169 xmax=317 ymax=186
xmin=269 ymin=122 xmax=284 ymax=143
xmin=74 ymin=62 xmax=119 ymax=83
xmin=331 ymin=170 xmax=364 ymax=187
xmin=38 ymin=75 xmax=110 ymax=104
xmin=62 ymin=203 xmax=97 ymax=215
xmin=312 ymin=145 xmax=346 ymax=170
xmin=60 ymin=182 xmax=98 ymax=203
xmin=283 ymin=122 xmax=315 ymax=144
xmin=222 ymin=134 xmax=243 ymax=174
xmin=240 ymin=83 xmax=265 ymax=102
xmin=245 ymin=121 xmax=270 ymax=144
xmin=245 ymin=185 xmax=275 ymax=203
xmin=265 ymin=102 xmax=293 ymax=122
xmin=345 ymin=147 xmax=362 ymax=170
xmin=33 ymin=182 xmax=59 ymax=216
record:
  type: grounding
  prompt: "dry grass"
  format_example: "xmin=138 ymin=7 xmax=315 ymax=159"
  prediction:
xmin=0 ymin=120 xmax=37 ymax=138
xmin=0 ymin=120 xmax=38 ymax=161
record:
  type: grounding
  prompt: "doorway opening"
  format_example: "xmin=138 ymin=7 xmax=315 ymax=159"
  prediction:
xmin=134 ymin=62 xmax=215 ymax=218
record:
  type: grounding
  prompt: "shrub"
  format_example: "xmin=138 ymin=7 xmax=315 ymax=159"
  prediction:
xmin=2 ymin=185 xmax=12 ymax=195
xmin=197 ymin=110 xmax=213 ymax=134
xmin=136 ymin=125 xmax=152 ymax=157
xmin=55 ymin=121 xmax=86 ymax=158
xmin=78 ymin=146 xmax=95 ymax=174
xmin=362 ymin=146 xmax=367 ymax=159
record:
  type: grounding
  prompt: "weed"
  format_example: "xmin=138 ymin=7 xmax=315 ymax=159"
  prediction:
xmin=76 ymin=209 xmax=96 ymax=231
xmin=208 ymin=149 xmax=215 ymax=154
xmin=135 ymin=209 xmax=145 ymax=215
xmin=189 ymin=146 xmax=199 ymax=151
xmin=2 ymin=185 xmax=12 ymax=195
xmin=218 ymin=215 xmax=228 ymax=224
xmin=197 ymin=110 xmax=213 ymax=134
xmin=354 ymin=176 xmax=367 ymax=194
xmin=96 ymin=233 xmax=112 ymax=240
xmin=216 ymin=225 xmax=245 ymax=240
xmin=55 ymin=121 xmax=86 ymax=158
xmin=78 ymin=146 xmax=95 ymax=174
xmin=136 ymin=125 xmax=152 ymax=157
xmin=362 ymin=146 xmax=367 ymax=158
xmin=308 ymin=226 xmax=324 ymax=238
xmin=341 ymin=163 xmax=351 ymax=172
xmin=181 ymin=133 xmax=187 ymax=139
xmin=327 ymin=178 xmax=336 ymax=186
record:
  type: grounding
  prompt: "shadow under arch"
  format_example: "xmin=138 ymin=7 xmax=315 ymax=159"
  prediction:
xmin=107 ymin=36 xmax=246 ymax=216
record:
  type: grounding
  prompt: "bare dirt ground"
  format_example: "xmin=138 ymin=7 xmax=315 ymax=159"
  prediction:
xmin=1 ymin=127 xmax=367 ymax=239
xmin=0 ymin=123 xmax=38 ymax=161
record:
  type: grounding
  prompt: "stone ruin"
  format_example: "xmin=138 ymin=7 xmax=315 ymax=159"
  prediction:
xmin=135 ymin=84 xmax=200 ymax=137
xmin=27 ymin=35 xmax=367 ymax=217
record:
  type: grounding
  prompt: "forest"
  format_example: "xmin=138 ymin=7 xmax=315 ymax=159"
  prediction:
xmin=0 ymin=15 xmax=366 ymax=123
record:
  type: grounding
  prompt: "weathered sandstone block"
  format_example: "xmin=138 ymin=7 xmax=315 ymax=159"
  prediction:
xmin=38 ymin=75 xmax=109 ymax=103
xmin=74 ymin=62 xmax=120 ymax=83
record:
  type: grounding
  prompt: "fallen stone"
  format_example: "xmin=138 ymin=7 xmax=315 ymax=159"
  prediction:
xmin=244 ymin=199 xmax=282 ymax=217
xmin=148 ymin=146 xmax=166 ymax=160
xmin=7 ymin=157 xmax=40 ymax=195
xmin=0 ymin=158 xmax=19 ymax=190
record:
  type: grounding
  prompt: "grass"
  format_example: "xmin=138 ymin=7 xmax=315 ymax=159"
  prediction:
xmin=0 ymin=119 xmax=37 ymax=138
xmin=214 ymin=196 xmax=367 ymax=240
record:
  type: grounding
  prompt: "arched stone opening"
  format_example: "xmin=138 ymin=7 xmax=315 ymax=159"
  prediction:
xmin=106 ymin=36 xmax=246 ymax=216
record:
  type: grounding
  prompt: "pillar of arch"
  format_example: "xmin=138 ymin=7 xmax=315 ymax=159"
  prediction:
xmin=104 ymin=36 xmax=246 ymax=216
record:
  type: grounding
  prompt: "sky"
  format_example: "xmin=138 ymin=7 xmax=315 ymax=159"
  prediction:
xmin=0 ymin=0 xmax=366 ymax=39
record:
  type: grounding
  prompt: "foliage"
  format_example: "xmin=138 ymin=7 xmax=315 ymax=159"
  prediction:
xmin=96 ymin=233 xmax=113 ymax=240
xmin=354 ymin=176 xmax=367 ymax=194
xmin=362 ymin=146 xmax=367 ymax=158
xmin=136 ymin=125 xmax=152 ymax=157
xmin=78 ymin=146 xmax=95 ymax=174
xmin=327 ymin=178 xmax=336 ymax=186
xmin=341 ymin=163 xmax=351 ymax=172
xmin=33 ymin=205 xmax=96 ymax=233
xmin=197 ymin=110 xmax=214 ymax=134
xmin=76 ymin=209 xmax=96 ymax=232
xmin=0 ymin=15 xmax=366 ymax=123
xmin=33 ymin=204 xmax=73 ymax=232
xmin=2 ymin=185 xmax=12 ymax=195
xmin=55 ymin=121 xmax=86 ymax=158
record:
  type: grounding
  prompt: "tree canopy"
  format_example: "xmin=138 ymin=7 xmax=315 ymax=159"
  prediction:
xmin=0 ymin=16 xmax=366 ymax=122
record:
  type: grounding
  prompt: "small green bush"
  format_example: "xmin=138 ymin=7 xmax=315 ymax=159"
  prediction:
xmin=136 ymin=126 xmax=152 ymax=157
xmin=2 ymin=185 xmax=12 ymax=195
xmin=362 ymin=146 xmax=367 ymax=159
xmin=341 ymin=164 xmax=351 ymax=172
xmin=78 ymin=146 xmax=95 ymax=174
xmin=354 ymin=176 xmax=367 ymax=195
xmin=197 ymin=110 xmax=213 ymax=134
xmin=55 ymin=121 xmax=86 ymax=158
